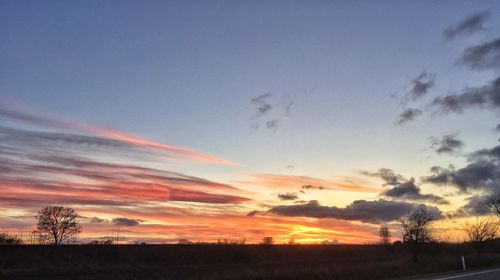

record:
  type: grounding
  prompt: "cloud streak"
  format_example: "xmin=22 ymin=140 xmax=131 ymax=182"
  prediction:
xmin=0 ymin=105 xmax=238 ymax=165
xmin=444 ymin=11 xmax=490 ymax=40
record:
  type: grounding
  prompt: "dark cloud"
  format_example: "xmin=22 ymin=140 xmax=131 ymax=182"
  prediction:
xmin=268 ymin=199 xmax=443 ymax=224
xmin=250 ymin=93 xmax=272 ymax=118
xmin=424 ymin=145 xmax=500 ymax=194
xmin=430 ymin=134 xmax=464 ymax=155
xmin=250 ymin=93 xmax=295 ymax=132
xmin=112 ymin=218 xmax=142 ymax=227
xmin=246 ymin=210 xmax=259 ymax=217
xmin=301 ymin=184 xmax=325 ymax=190
xmin=431 ymin=76 xmax=500 ymax=114
xmin=460 ymin=37 xmax=500 ymax=70
xmin=381 ymin=178 xmax=449 ymax=205
xmin=397 ymin=108 xmax=422 ymax=125
xmin=361 ymin=168 xmax=405 ymax=186
xmin=277 ymin=192 xmax=299 ymax=201
xmin=409 ymin=72 xmax=436 ymax=100
xmin=89 ymin=217 xmax=107 ymax=224
xmin=266 ymin=119 xmax=280 ymax=132
xmin=454 ymin=195 xmax=492 ymax=217
xmin=444 ymin=11 xmax=490 ymax=40
xmin=496 ymin=124 xmax=500 ymax=132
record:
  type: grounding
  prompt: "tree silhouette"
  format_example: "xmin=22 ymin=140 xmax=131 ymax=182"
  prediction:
xmin=379 ymin=225 xmax=391 ymax=245
xmin=398 ymin=208 xmax=434 ymax=261
xmin=34 ymin=206 xmax=82 ymax=245
xmin=487 ymin=195 xmax=500 ymax=217
xmin=463 ymin=218 xmax=499 ymax=256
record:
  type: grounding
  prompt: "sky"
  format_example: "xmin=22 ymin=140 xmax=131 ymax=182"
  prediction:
xmin=1 ymin=0 xmax=500 ymax=244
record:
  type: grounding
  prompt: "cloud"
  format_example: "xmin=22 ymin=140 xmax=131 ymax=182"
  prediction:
xmin=268 ymin=199 xmax=443 ymax=224
xmin=444 ymin=11 xmax=490 ymax=40
xmin=277 ymin=192 xmax=299 ymax=201
xmin=0 ymin=141 xmax=249 ymax=207
xmin=460 ymin=37 xmax=500 ymax=70
xmin=430 ymin=134 xmax=464 ymax=155
xmin=0 ymin=105 xmax=237 ymax=166
xmin=238 ymin=173 xmax=378 ymax=193
xmin=380 ymin=178 xmax=449 ymax=205
xmin=397 ymin=108 xmax=422 ymax=125
xmin=89 ymin=217 xmax=107 ymax=224
xmin=408 ymin=72 xmax=436 ymax=100
xmin=361 ymin=168 xmax=406 ymax=186
xmin=453 ymin=195 xmax=492 ymax=217
xmin=112 ymin=218 xmax=142 ymax=227
xmin=424 ymin=144 xmax=500 ymax=194
xmin=431 ymin=76 xmax=500 ymax=114
xmin=249 ymin=93 xmax=295 ymax=132
xmin=301 ymin=184 xmax=326 ymax=190
xmin=266 ymin=119 xmax=280 ymax=132
xmin=250 ymin=93 xmax=272 ymax=118
xmin=285 ymin=101 xmax=294 ymax=116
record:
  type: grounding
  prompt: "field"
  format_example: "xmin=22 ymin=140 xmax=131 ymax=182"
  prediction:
xmin=1 ymin=244 xmax=500 ymax=280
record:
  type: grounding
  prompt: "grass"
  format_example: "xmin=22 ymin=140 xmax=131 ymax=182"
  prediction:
xmin=1 ymin=243 xmax=500 ymax=279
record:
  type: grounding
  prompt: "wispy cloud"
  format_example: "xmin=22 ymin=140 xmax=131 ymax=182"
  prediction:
xmin=397 ymin=108 xmax=422 ymax=125
xmin=460 ymin=37 xmax=500 ymax=70
xmin=444 ymin=11 xmax=490 ymax=40
xmin=277 ymin=192 xmax=299 ymax=201
xmin=238 ymin=173 xmax=378 ymax=193
xmin=0 ymin=104 xmax=238 ymax=166
xmin=112 ymin=217 xmax=143 ymax=227
xmin=249 ymin=93 xmax=294 ymax=132
xmin=408 ymin=72 xmax=435 ymax=100
xmin=430 ymin=134 xmax=464 ymax=155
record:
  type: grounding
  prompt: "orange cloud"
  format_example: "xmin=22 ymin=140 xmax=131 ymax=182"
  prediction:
xmin=237 ymin=173 xmax=378 ymax=193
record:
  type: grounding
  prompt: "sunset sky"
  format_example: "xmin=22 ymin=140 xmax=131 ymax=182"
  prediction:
xmin=1 ymin=0 xmax=500 ymax=244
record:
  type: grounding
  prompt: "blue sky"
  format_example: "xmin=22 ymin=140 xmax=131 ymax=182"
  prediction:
xmin=1 ymin=1 xmax=500 ymax=243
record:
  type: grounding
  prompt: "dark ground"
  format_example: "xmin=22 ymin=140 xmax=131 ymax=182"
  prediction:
xmin=1 ymin=244 xmax=500 ymax=280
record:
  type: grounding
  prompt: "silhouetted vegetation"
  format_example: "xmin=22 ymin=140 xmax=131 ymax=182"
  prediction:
xmin=0 ymin=233 xmax=21 ymax=245
xmin=463 ymin=218 xmax=499 ymax=256
xmin=1 ymin=243 xmax=500 ymax=279
xmin=398 ymin=208 xmax=435 ymax=261
xmin=379 ymin=225 xmax=391 ymax=245
xmin=34 ymin=206 xmax=82 ymax=245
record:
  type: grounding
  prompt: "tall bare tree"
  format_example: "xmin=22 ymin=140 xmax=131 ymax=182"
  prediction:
xmin=34 ymin=206 xmax=82 ymax=245
xmin=398 ymin=208 xmax=435 ymax=261
xmin=463 ymin=218 xmax=499 ymax=256
xmin=379 ymin=225 xmax=391 ymax=245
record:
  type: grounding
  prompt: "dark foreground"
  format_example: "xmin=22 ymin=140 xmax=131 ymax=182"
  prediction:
xmin=422 ymin=267 xmax=500 ymax=280
xmin=1 ymin=244 xmax=500 ymax=280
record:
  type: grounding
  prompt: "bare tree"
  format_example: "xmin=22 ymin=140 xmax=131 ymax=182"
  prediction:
xmin=398 ymin=208 xmax=435 ymax=261
xmin=34 ymin=206 xmax=82 ymax=245
xmin=379 ymin=225 xmax=391 ymax=245
xmin=463 ymin=218 xmax=499 ymax=256
xmin=487 ymin=195 xmax=500 ymax=217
